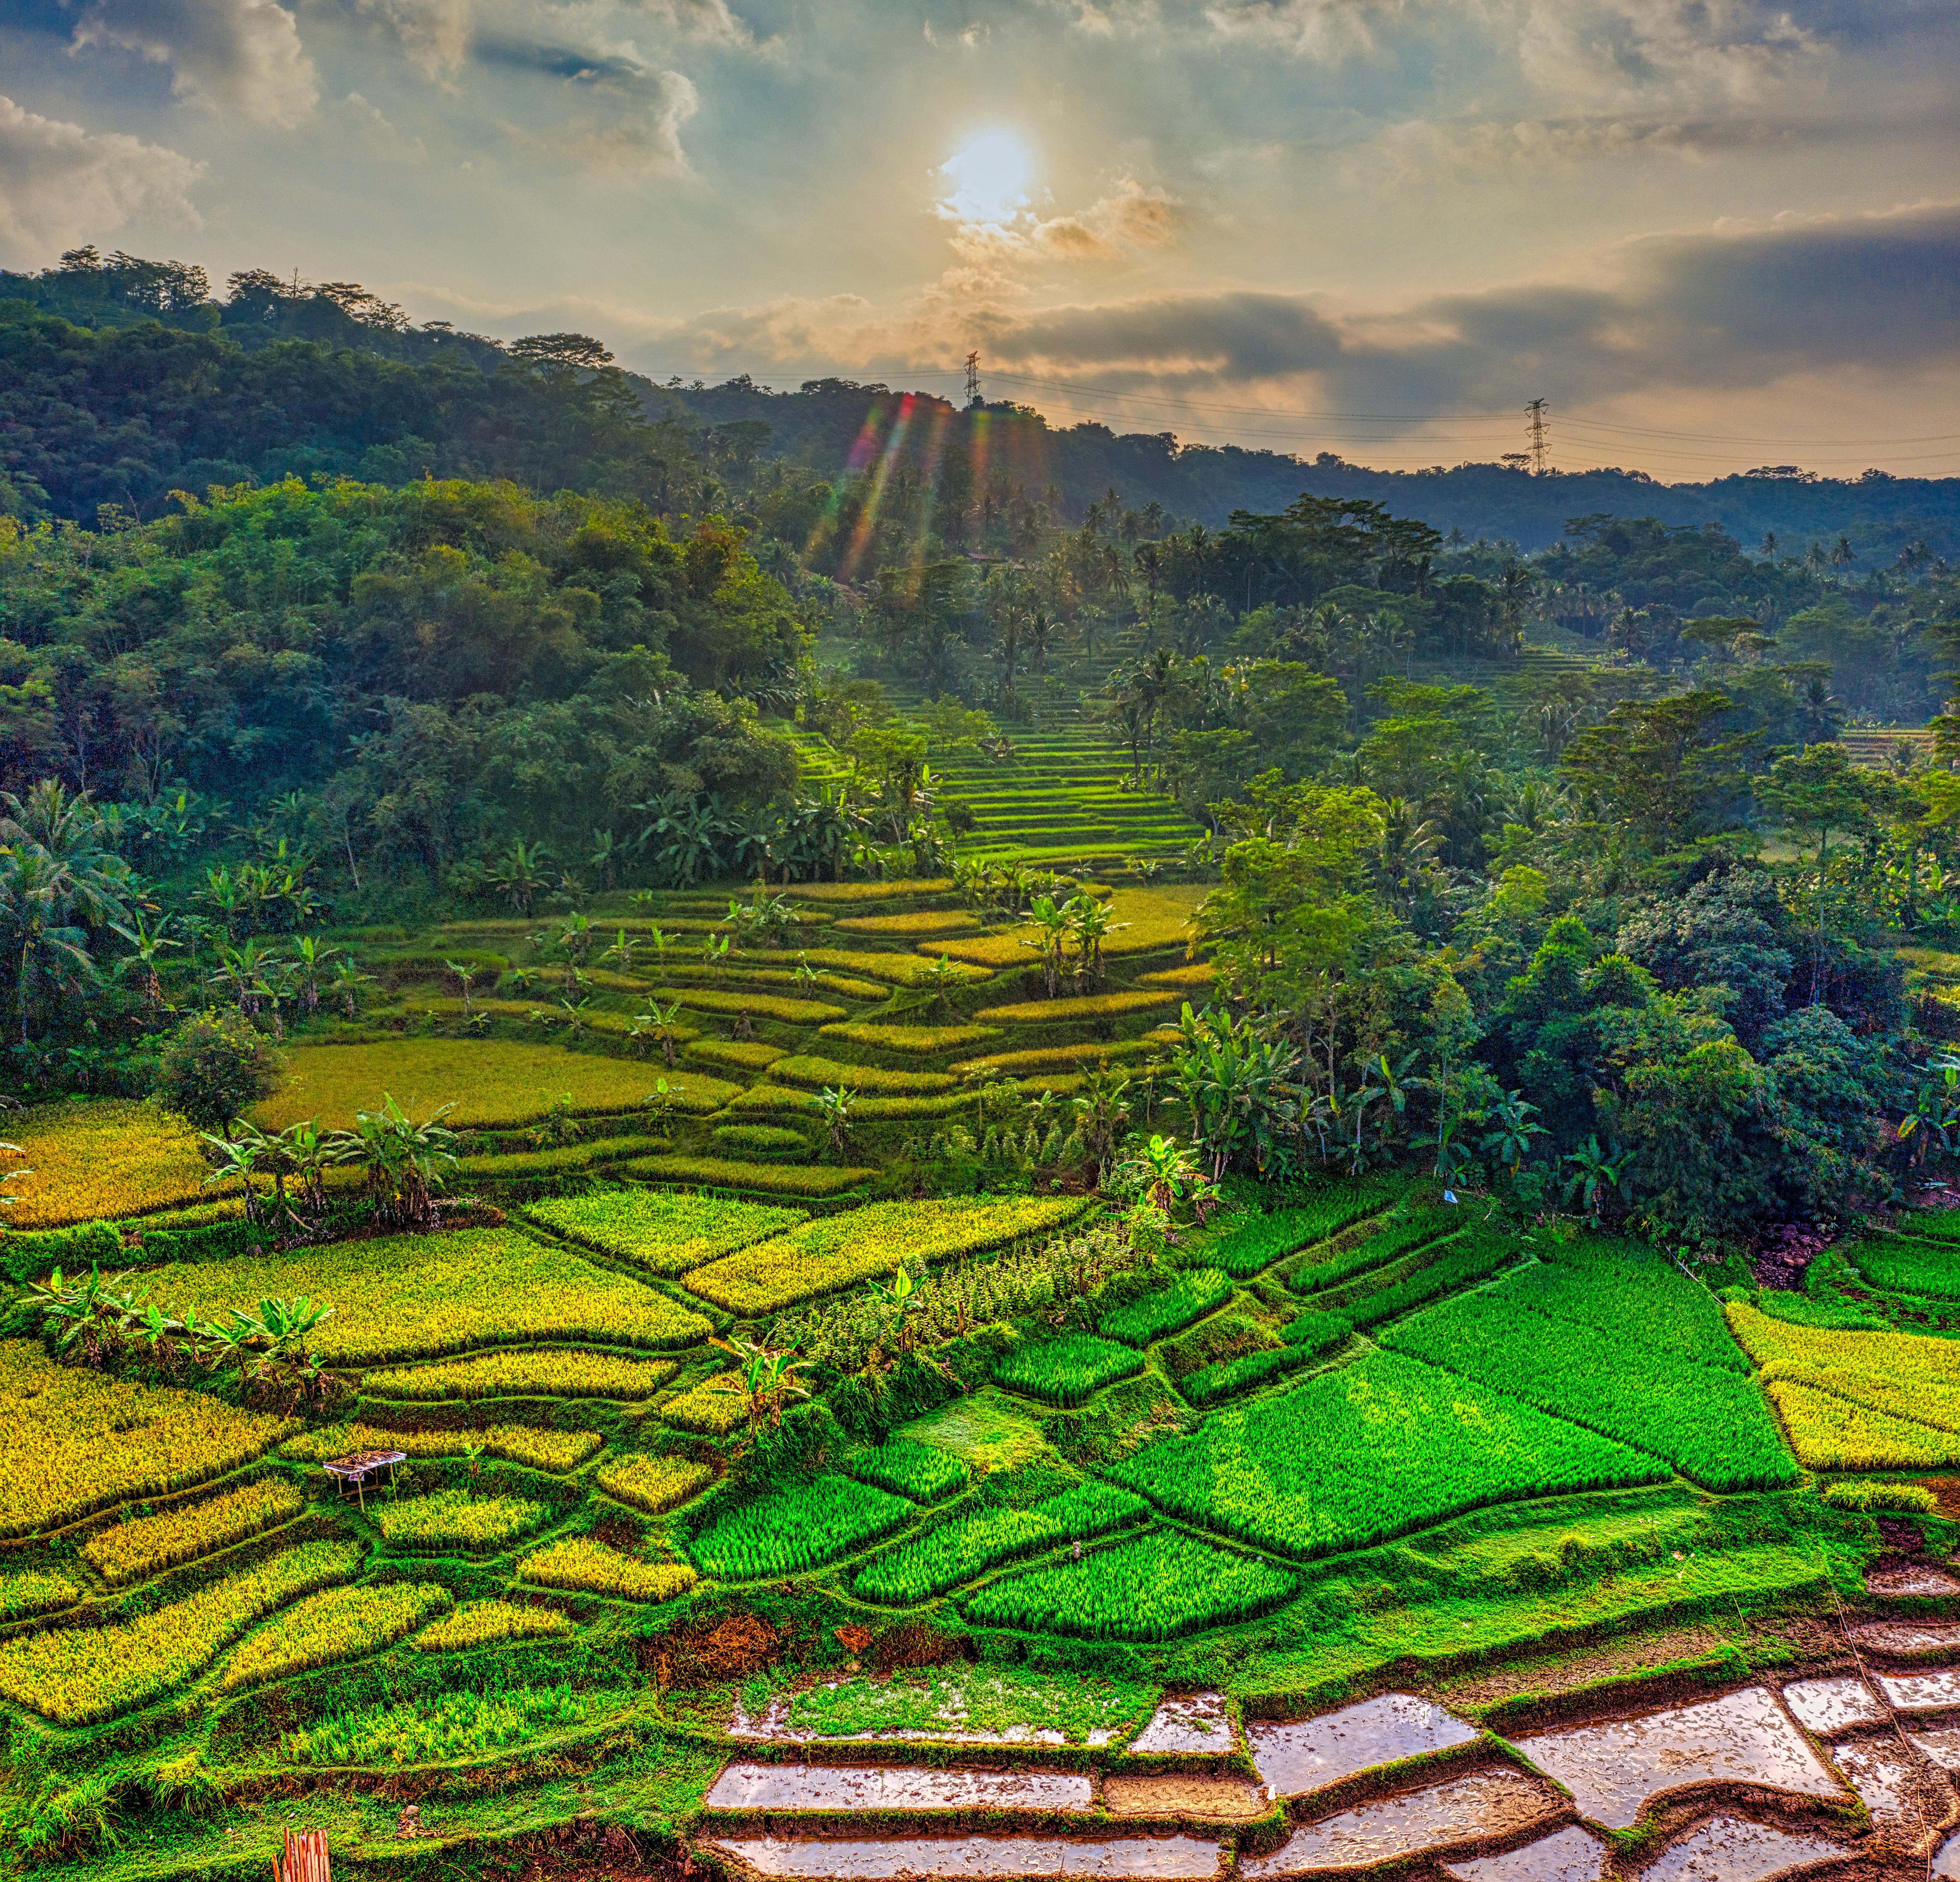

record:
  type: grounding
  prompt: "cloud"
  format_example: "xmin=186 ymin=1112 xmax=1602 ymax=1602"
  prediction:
xmin=69 ymin=0 xmax=319 ymax=126
xmin=966 ymin=201 xmax=1960 ymax=412
xmin=352 ymin=0 xmax=474 ymax=77
xmin=626 ymin=0 xmax=755 ymax=47
xmin=1517 ymin=0 xmax=1826 ymax=108
xmin=0 ymin=93 xmax=205 ymax=260
xmin=1202 ymin=0 xmax=1408 ymax=58
xmin=477 ymin=36 xmax=699 ymax=173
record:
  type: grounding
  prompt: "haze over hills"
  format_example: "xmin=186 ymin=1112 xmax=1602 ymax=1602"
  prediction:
xmin=6 ymin=255 xmax=1958 ymax=558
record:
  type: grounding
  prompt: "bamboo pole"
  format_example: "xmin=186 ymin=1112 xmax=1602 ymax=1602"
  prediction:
xmin=273 ymin=1828 xmax=329 ymax=1881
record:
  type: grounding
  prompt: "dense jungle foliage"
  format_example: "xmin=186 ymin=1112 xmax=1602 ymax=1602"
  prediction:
xmin=4 ymin=249 xmax=1960 ymax=1253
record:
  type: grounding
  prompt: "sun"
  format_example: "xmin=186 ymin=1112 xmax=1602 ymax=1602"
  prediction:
xmin=936 ymin=131 xmax=1034 ymax=227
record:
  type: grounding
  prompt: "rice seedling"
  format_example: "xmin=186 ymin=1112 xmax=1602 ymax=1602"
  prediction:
xmin=617 ymin=1154 xmax=877 ymax=1197
xmin=768 ymin=1055 xmax=957 ymax=1094
xmin=412 ymin=1601 xmax=576 ymax=1652
xmin=519 ymin=1537 xmax=697 ymax=1601
xmin=0 ymin=1100 xmax=209 ymax=1228
xmin=657 ymin=987 xmax=847 ymax=1024
xmin=845 ymin=1441 xmax=968 ymax=1502
xmin=0 ymin=1342 xmax=292 ymax=1537
xmin=141 ymin=1227 xmax=713 ymax=1364
xmin=1725 ymin=1302 xmax=1960 ymax=1466
xmin=1181 ymin=1344 xmax=1324 ymax=1406
xmin=1337 ymin=1229 xmax=1520 ymax=1329
xmin=1099 ymin=1268 xmax=1232 ymax=1347
xmin=284 ymin=1422 xmax=602 ymax=1473
xmin=454 ymin=1134 xmax=673 ymax=1182
xmin=681 ymin=1195 xmax=1089 ymax=1315
xmin=992 ymin=1333 xmax=1141 ymax=1408
xmin=784 ymin=878 xmax=955 ymax=903
xmin=82 ymin=1477 xmax=306 ymax=1586
xmin=594 ymin=1453 xmax=716 ymax=1515
xmin=1382 ymin=1260 xmax=1793 ymax=1491
xmin=362 ymin=1349 xmax=678 ymax=1401
xmin=1110 ymin=1350 xmax=1664 ymax=1561
xmin=0 ymin=1571 xmax=79 ymax=1622
xmin=950 ymin=1041 xmax=1158 ymax=1078
xmin=219 ymin=1582 xmax=451 ymax=1691
xmin=522 ymin=1186 xmax=804 ymax=1278
xmin=1206 ymin=1185 xmax=1402 ymax=1279
xmin=818 ymin=1022 xmax=1002 ymax=1053
xmin=1819 ymin=1479 xmax=1939 ymax=1513
xmin=689 ymin=1474 xmax=913 ymax=1579
xmin=283 ymin=1681 xmax=593 ymax=1765
xmin=685 ymin=1040 xmax=786 ymax=1072
xmin=834 ymin=910 xmax=980 ymax=936
xmin=797 ymin=948 xmax=991 ymax=987
xmin=0 ymin=1539 xmax=360 ymax=1725
xmin=1842 ymin=1233 xmax=1960 ymax=1298
xmin=974 ymin=991 xmax=1177 ymax=1024
xmin=962 ymin=1532 xmax=1293 ymax=1641
xmin=373 ymin=1490 xmax=549 ymax=1551
xmin=655 ymin=1374 xmax=752 ymax=1436
xmin=711 ymin=1124 xmax=810 ymax=1156
xmin=253 ymin=1039 xmax=740 ymax=1130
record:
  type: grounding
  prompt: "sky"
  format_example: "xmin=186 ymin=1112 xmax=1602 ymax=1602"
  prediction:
xmin=1 ymin=0 xmax=1957 ymax=477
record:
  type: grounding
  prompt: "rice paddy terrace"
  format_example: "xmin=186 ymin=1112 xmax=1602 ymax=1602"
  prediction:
xmin=1 ymin=876 xmax=1959 ymax=1879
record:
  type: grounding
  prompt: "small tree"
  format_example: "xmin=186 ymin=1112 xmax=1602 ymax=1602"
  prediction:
xmin=159 ymin=1009 xmax=283 ymax=1133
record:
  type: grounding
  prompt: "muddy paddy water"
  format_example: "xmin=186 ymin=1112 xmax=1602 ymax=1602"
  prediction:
xmin=1637 ymin=1815 xmax=1846 ymax=1882
xmin=1247 ymin=1694 xmax=1479 ymax=1798
xmin=1129 ymin=1695 xmax=1237 ymax=1757
xmin=704 ymin=1765 xmax=1093 ymax=1814
xmin=1439 ymin=1824 xmax=1606 ymax=1882
xmin=1237 ymin=1769 xmax=1557 ymax=1876
xmin=709 ymin=1835 xmax=1225 ymax=1878
xmin=1778 ymin=1675 xmax=1886 ymax=1734
xmin=1511 ymin=1687 xmax=1843 ymax=1827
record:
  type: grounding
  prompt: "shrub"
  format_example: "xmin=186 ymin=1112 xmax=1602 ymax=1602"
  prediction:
xmin=159 ymin=1010 xmax=284 ymax=1133
xmin=412 ymin=1601 xmax=576 ymax=1651
xmin=1100 ymin=1268 xmax=1232 ymax=1347
xmin=975 ymin=992 xmax=1177 ymax=1024
xmin=219 ymin=1582 xmax=451 ymax=1691
xmin=1111 ymin=1350 xmax=1663 ymax=1561
xmin=143 ymin=1225 xmax=713 ymax=1364
xmin=689 ymin=1474 xmax=914 ymax=1580
xmin=0 ymin=1343 xmax=292 ymax=1537
xmin=519 ymin=1537 xmax=697 ymax=1601
xmin=0 ymin=1540 xmax=359 ymax=1725
xmin=595 ymin=1453 xmax=716 ymax=1515
xmin=1819 ymin=1479 xmax=1939 ymax=1514
xmin=82 ymin=1477 xmax=305 ymax=1586
xmin=682 ymin=1195 xmax=1090 ymax=1315
xmin=962 ymin=1532 xmax=1293 ymax=1641
xmin=374 ymin=1490 xmax=548 ymax=1552
xmin=522 ymin=1186 xmax=805 ymax=1277
xmin=285 ymin=1421 xmax=601 ymax=1473
xmin=847 ymin=1441 xmax=968 ymax=1502
xmin=819 ymin=1023 xmax=1002 ymax=1053
xmin=770 ymin=1055 xmax=957 ymax=1094
xmin=993 ymin=1334 xmax=1141 ymax=1408
xmin=363 ymin=1349 xmax=678 ymax=1401
xmin=712 ymin=1124 xmax=810 ymax=1158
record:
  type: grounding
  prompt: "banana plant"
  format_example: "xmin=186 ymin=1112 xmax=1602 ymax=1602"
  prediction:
xmin=1561 ymin=1136 xmax=1628 ymax=1227
xmin=712 ymin=1333 xmax=813 ymax=1436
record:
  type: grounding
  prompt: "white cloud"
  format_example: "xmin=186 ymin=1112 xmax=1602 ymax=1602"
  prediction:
xmin=1202 ymin=0 xmax=1409 ymax=57
xmin=1517 ymin=0 xmax=1826 ymax=108
xmin=0 ymin=94 xmax=205 ymax=262
xmin=70 ymin=0 xmax=319 ymax=127
xmin=352 ymin=0 xmax=474 ymax=78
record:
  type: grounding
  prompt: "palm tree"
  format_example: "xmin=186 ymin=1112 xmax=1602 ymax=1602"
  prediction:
xmin=0 ymin=847 xmax=98 ymax=1045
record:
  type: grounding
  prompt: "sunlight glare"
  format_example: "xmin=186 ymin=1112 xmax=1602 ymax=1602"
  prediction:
xmin=937 ymin=131 xmax=1034 ymax=227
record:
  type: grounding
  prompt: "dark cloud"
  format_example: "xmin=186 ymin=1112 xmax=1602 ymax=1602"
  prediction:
xmin=472 ymin=33 xmax=699 ymax=172
xmin=981 ymin=203 xmax=1960 ymax=416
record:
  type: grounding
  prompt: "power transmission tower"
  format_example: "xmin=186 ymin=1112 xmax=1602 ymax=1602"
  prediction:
xmin=965 ymin=350 xmax=981 ymax=406
xmin=1526 ymin=398 xmax=1549 ymax=475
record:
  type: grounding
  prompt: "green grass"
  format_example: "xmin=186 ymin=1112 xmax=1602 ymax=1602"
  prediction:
xmin=992 ymin=1333 xmax=1142 ymax=1408
xmin=1099 ymin=1268 xmax=1232 ymax=1347
xmin=1111 ymin=1350 xmax=1666 ymax=1561
xmin=521 ymin=1186 xmax=806 ymax=1276
xmin=845 ymin=1440 xmax=969 ymax=1502
xmin=689 ymin=1474 xmax=914 ymax=1580
xmin=962 ymin=1531 xmax=1294 ymax=1641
